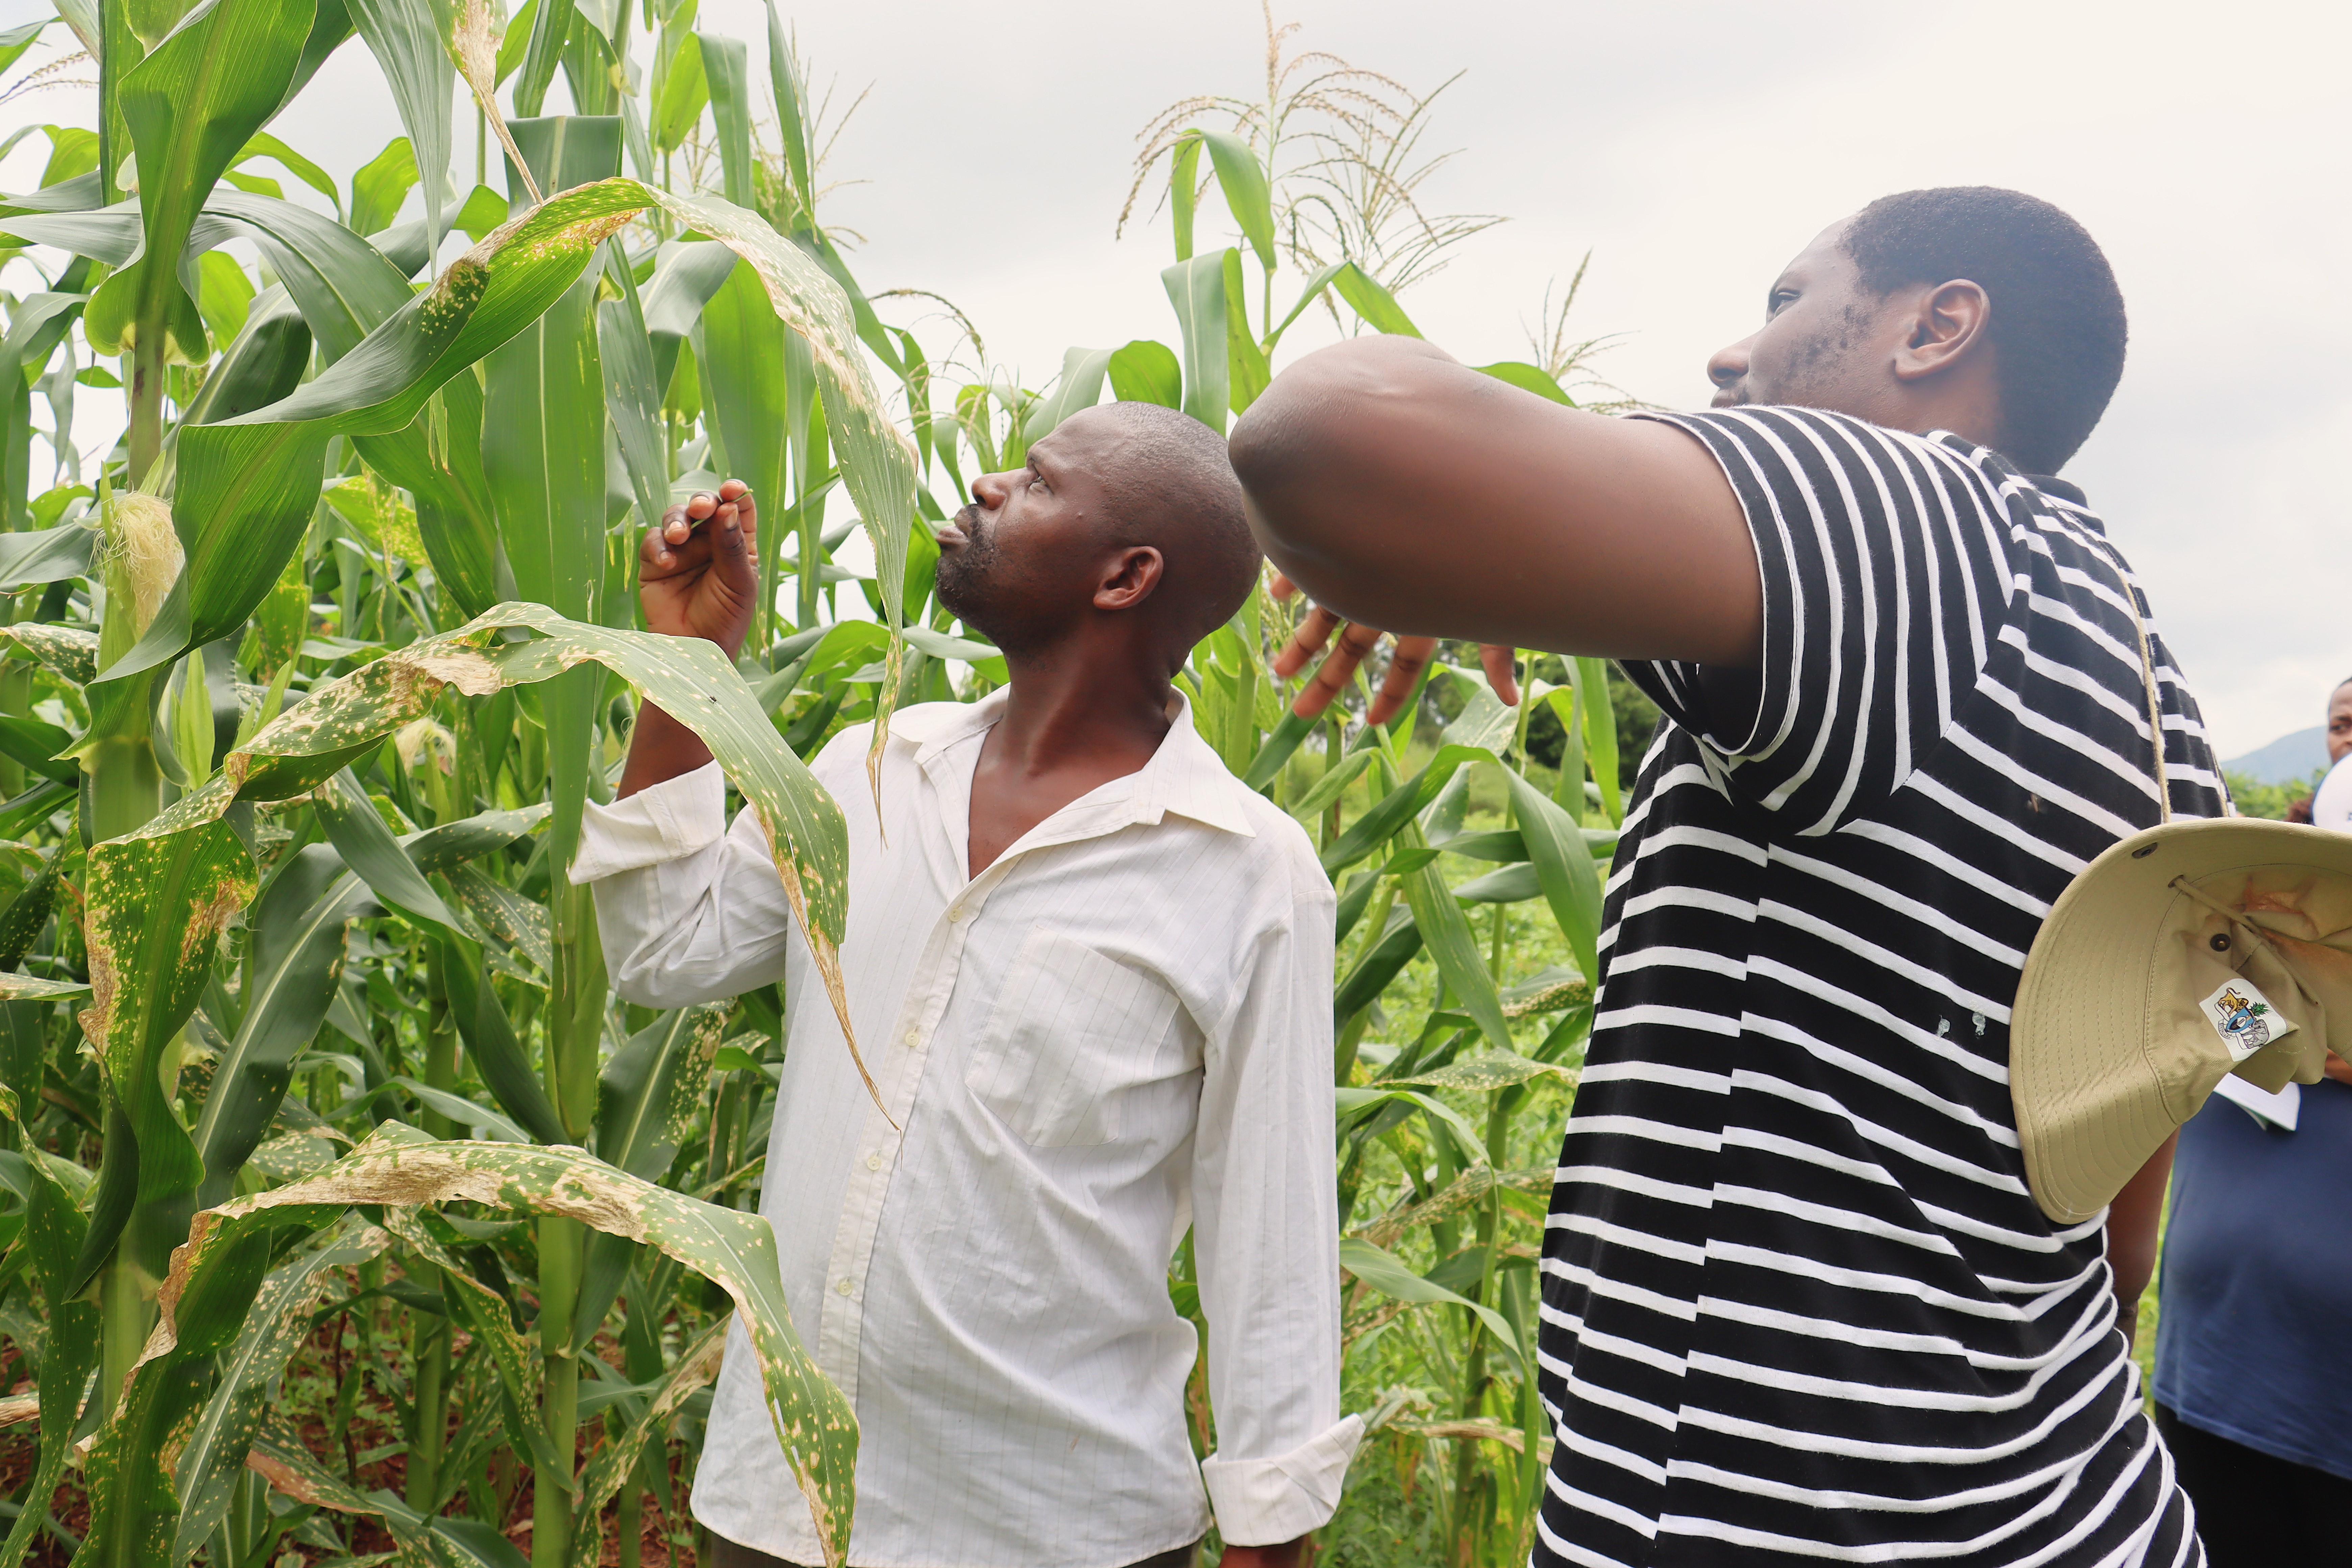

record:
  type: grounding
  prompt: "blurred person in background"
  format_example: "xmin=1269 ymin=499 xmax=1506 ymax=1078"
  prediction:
xmin=2151 ymin=994 xmax=2352 ymax=1565
xmin=2152 ymin=673 xmax=2352 ymax=1566
xmin=2292 ymin=676 xmax=2352 ymax=826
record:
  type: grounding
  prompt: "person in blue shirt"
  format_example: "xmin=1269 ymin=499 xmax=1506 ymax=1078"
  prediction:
xmin=2154 ymin=1029 xmax=2352 ymax=1565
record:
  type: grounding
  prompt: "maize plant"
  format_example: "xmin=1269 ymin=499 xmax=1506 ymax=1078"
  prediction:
xmin=0 ymin=2 xmax=1634 ymax=1564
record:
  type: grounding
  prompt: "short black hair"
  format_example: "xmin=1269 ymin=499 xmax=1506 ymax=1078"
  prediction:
xmin=1841 ymin=188 xmax=2126 ymax=473
xmin=1093 ymin=402 xmax=1261 ymax=642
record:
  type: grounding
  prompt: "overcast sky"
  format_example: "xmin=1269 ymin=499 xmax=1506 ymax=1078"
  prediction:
xmin=3 ymin=0 xmax=2343 ymax=757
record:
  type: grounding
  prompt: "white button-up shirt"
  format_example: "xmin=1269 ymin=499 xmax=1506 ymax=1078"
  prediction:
xmin=571 ymin=690 xmax=1361 ymax=1568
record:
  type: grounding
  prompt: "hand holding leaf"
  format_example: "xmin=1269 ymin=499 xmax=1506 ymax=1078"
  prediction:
xmin=641 ymin=480 xmax=761 ymax=659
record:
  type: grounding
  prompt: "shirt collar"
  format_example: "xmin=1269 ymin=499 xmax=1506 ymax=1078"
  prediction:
xmin=885 ymin=686 xmax=1257 ymax=839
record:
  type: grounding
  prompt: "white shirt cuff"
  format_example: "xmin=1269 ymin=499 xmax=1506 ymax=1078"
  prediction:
xmin=568 ymin=762 xmax=728 ymax=883
xmin=1200 ymin=1413 xmax=1364 ymax=1546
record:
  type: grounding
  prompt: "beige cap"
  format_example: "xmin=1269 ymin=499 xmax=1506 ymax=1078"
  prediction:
xmin=2012 ymin=818 xmax=2352 ymax=1224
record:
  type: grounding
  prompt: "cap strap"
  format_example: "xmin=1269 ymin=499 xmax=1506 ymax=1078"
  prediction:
xmin=2092 ymin=547 xmax=2172 ymax=825
xmin=2167 ymin=873 xmax=2276 ymax=952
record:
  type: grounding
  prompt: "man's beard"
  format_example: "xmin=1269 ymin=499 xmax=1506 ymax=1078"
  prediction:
xmin=934 ymin=504 xmax=997 ymax=619
xmin=935 ymin=505 xmax=1047 ymax=655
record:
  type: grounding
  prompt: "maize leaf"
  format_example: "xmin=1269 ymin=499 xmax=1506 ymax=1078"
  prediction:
xmin=246 ymin=1410 xmax=520 ymax=1568
xmin=444 ymin=864 xmax=552 ymax=971
xmin=311 ymin=767 xmax=462 ymax=938
xmin=1398 ymin=853 xmax=1512 ymax=1054
xmin=129 ymin=1127 xmax=857 ymax=1564
xmin=344 ymin=0 xmax=454 ymax=254
xmin=191 ymin=844 xmax=379 ymax=1208
xmin=565 ymin=1314 xmax=726 ymax=1568
xmin=0 ymin=1087 xmax=99 ymax=1568
xmin=1022 ymin=347 xmax=1112 ymax=443
xmin=1161 ymin=250 xmax=1229 ymax=435
xmin=401 ymin=801 xmax=548 ymax=870
xmin=697 ymin=259 xmax=791 ymax=636
xmin=1498 ymin=764 xmax=1602 ymax=986
xmin=485 ymin=264 xmax=606 ymax=872
xmin=573 ymin=1003 xmax=724 ymax=1342
xmin=74 ymin=796 xmax=259 ymax=1284
xmin=1573 ymin=655 xmax=1622 ymax=823
xmin=1106 ymin=338 xmax=1181 ymax=410
xmin=179 ymin=287 xmax=309 ymax=427
xmin=597 ymin=275 xmax=666 ymax=529
xmin=381 ymin=1206 xmax=570 ymax=1481
xmin=1195 ymin=129 xmax=1275 ymax=274
xmin=1339 ymin=1234 xmax=1522 ymax=1376
xmin=168 ymin=1215 xmax=393 ymax=1565
xmin=436 ymin=934 xmax=567 ymax=1145
xmin=83 ymin=0 xmax=311 ymax=365
xmin=699 ymin=31 xmax=753 ymax=207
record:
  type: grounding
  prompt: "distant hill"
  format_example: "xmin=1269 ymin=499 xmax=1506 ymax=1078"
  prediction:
xmin=2223 ymin=726 xmax=2329 ymax=785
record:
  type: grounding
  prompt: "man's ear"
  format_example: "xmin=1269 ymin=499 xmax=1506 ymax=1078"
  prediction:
xmin=1095 ymin=546 xmax=1164 ymax=612
xmin=1892 ymin=279 xmax=1991 ymax=383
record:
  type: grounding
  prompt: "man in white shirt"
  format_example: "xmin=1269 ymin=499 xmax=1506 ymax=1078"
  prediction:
xmin=570 ymin=402 xmax=1359 ymax=1568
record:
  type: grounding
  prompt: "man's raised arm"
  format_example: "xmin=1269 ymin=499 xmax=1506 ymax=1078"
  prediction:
xmin=618 ymin=479 xmax=761 ymax=798
xmin=1227 ymin=335 xmax=1764 ymax=669
xmin=572 ymin=476 xmax=798 ymax=1009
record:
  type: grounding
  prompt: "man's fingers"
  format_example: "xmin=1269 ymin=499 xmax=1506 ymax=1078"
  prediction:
xmin=646 ymin=484 xmax=763 ymax=576
xmin=641 ymin=514 xmax=715 ymax=578
xmin=1365 ymin=635 xmax=1436 ymax=725
xmin=652 ymin=493 xmax=713 ymax=558
xmin=1268 ymin=570 xmax=1299 ymax=603
xmin=1272 ymin=604 xmax=1347 ymax=679
xmin=711 ymin=497 xmax=760 ymax=594
xmin=1291 ymin=621 xmax=1385 ymax=719
xmin=1480 ymin=643 xmax=1522 ymax=708
xmin=716 ymin=479 xmax=758 ymax=543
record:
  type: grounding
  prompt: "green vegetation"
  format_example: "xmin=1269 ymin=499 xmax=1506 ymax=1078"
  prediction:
xmin=0 ymin=6 xmax=1640 ymax=1565
xmin=2225 ymin=768 xmax=2328 ymax=821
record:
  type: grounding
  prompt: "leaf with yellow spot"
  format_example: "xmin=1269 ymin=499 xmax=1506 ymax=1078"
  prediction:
xmin=98 ymin=178 xmax=914 ymax=825
xmin=119 ymin=1125 xmax=856 ymax=1566
xmin=74 ymin=801 xmax=258 ymax=1288
xmin=88 ymin=601 xmax=871 ymax=1130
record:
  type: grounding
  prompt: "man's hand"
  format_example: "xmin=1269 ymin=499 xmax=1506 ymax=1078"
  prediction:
xmin=641 ymin=480 xmax=759 ymax=658
xmin=1217 ymin=1538 xmax=1308 ymax=1568
xmin=1269 ymin=571 xmax=1518 ymax=723
xmin=618 ymin=480 xmax=760 ymax=799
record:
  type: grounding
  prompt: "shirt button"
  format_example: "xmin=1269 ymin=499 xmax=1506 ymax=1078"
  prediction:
xmin=948 ymin=904 xmax=966 ymax=921
xmin=836 ymin=1278 xmax=853 ymax=1296
xmin=865 ymin=1153 xmax=883 ymax=1172
xmin=902 ymin=1029 xmax=920 ymax=1047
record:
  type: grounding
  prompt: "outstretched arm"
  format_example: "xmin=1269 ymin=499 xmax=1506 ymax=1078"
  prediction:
xmin=1229 ymin=335 xmax=1764 ymax=671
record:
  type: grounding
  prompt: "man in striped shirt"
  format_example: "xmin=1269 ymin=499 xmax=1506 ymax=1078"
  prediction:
xmin=1233 ymin=187 xmax=2213 ymax=1565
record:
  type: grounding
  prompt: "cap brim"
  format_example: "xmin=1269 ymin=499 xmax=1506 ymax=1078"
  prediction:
xmin=2013 ymin=818 xmax=2352 ymax=1223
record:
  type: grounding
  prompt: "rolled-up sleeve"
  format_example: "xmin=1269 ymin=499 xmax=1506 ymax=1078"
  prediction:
xmin=570 ymin=762 xmax=800 ymax=1006
xmin=1192 ymin=866 xmax=1362 ymax=1545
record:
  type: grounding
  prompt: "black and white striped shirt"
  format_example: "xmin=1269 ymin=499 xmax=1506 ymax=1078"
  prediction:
xmin=1535 ymin=409 xmax=2220 ymax=1567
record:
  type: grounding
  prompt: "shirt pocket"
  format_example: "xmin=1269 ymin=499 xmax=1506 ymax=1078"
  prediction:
xmin=963 ymin=924 xmax=1182 ymax=1148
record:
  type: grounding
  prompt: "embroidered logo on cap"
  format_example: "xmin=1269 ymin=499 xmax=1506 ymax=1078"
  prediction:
xmin=2201 ymin=979 xmax=2298 ymax=1062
